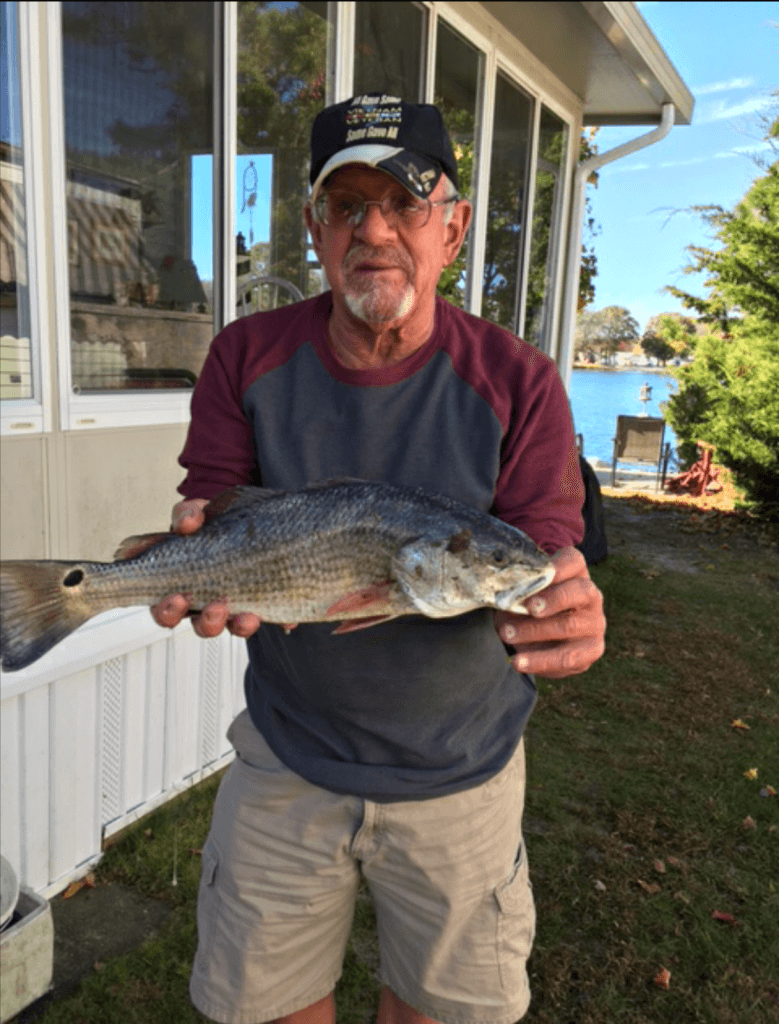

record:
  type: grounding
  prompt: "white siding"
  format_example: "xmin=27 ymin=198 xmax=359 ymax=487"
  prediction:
xmin=0 ymin=616 xmax=247 ymax=898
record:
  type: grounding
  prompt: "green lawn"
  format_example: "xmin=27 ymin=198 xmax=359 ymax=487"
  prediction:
xmin=23 ymin=522 xmax=779 ymax=1024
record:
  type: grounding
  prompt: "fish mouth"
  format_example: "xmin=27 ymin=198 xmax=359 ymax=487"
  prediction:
xmin=494 ymin=565 xmax=556 ymax=612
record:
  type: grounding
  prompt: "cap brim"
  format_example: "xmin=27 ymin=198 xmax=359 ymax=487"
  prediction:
xmin=310 ymin=144 xmax=406 ymax=203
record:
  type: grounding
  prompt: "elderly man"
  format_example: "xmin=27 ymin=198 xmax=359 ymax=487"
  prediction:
xmin=154 ymin=94 xmax=605 ymax=1024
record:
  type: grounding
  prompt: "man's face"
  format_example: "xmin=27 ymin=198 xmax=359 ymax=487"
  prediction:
xmin=305 ymin=165 xmax=470 ymax=332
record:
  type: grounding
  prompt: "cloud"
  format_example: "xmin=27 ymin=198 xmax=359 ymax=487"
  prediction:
xmin=697 ymin=93 xmax=775 ymax=123
xmin=599 ymin=162 xmax=651 ymax=176
xmin=693 ymin=77 xmax=755 ymax=96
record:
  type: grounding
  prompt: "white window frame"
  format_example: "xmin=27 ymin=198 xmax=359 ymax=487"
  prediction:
xmin=1 ymin=1 xmax=53 ymax=436
xmin=47 ymin=1 xmax=214 ymax=432
xmin=430 ymin=2 xmax=578 ymax=354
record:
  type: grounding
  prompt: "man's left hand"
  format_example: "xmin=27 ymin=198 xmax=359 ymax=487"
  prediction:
xmin=495 ymin=547 xmax=605 ymax=679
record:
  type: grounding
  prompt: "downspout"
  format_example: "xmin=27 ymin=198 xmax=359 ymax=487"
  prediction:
xmin=557 ymin=102 xmax=676 ymax=392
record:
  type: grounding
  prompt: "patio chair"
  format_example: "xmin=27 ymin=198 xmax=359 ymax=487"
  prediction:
xmin=611 ymin=415 xmax=672 ymax=490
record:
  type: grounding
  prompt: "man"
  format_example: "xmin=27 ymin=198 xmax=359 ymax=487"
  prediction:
xmin=154 ymin=95 xmax=605 ymax=1024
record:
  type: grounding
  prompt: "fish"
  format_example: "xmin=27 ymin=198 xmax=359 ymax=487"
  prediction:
xmin=0 ymin=479 xmax=555 ymax=672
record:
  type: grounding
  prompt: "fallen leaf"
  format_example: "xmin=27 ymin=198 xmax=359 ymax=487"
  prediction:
xmin=637 ymin=878 xmax=662 ymax=894
xmin=61 ymin=873 xmax=95 ymax=900
xmin=144 ymin=828 xmax=154 ymax=839
xmin=654 ymin=859 xmax=667 ymax=874
xmin=731 ymin=718 xmax=750 ymax=730
xmin=654 ymin=967 xmax=671 ymax=989
xmin=189 ymin=848 xmax=203 ymax=856
xmin=673 ymin=890 xmax=690 ymax=904
xmin=667 ymin=856 xmax=684 ymax=869
xmin=744 ymin=768 xmax=759 ymax=780
xmin=594 ymin=879 xmax=607 ymax=892
xmin=94 ymin=961 xmax=105 ymax=972
xmin=711 ymin=910 xmax=740 ymax=926
xmin=741 ymin=815 xmax=757 ymax=830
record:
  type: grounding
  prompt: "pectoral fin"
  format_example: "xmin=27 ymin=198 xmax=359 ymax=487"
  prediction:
xmin=324 ymin=581 xmax=394 ymax=617
xmin=331 ymin=614 xmax=399 ymax=635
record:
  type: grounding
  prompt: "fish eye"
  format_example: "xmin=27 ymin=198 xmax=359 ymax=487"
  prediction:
xmin=492 ymin=549 xmax=506 ymax=564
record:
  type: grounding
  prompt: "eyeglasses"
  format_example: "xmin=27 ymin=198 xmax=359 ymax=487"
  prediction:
xmin=314 ymin=189 xmax=459 ymax=230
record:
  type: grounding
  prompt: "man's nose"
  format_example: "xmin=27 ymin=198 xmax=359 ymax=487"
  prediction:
xmin=353 ymin=201 xmax=398 ymax=244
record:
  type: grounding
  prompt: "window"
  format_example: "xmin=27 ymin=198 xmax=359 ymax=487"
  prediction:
xmin=235 ymin=1 xmax=332 ymax=317
xmin=1 ymin=1 xmax=32 ymax=403
xmin=353 ymin=2 xmax=426 ymax=101
xmin=61 ymin=1 xmax=215 ymax=394
xmin=524 ymin=106 xmax=568 ymax=349
xmin=480 ymin=72 xmax=533 ymax=333
xmin=434 ymin=20 xmax=483 ymax=309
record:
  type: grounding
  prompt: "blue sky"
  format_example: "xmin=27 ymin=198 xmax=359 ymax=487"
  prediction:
xmin=590 ymin=1 xmax=778 ymax=332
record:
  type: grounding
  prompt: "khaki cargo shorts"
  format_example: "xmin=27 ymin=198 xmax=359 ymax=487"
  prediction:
xmin=190 ymin=709 xmax=535 ymax=1024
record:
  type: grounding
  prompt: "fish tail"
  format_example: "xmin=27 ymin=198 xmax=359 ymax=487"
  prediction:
xmin=0 ymin=561 xmax=100 ymax=672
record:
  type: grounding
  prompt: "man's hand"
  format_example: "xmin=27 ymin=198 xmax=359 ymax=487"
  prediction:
xmin=151 ymin=498 xmax=264 ymax=639
xmin=495 ymin=546 xmax=605 ymax=679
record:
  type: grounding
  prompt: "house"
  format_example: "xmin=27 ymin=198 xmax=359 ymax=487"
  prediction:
xmin=0 ymin=1 xmax=693 ymax=898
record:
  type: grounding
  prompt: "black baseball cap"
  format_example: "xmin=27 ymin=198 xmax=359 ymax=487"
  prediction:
xmin=310 ymin=94 xmax=459 ymax=203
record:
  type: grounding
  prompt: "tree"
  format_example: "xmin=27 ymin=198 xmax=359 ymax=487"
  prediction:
xmin=642 ymin=312 xmax=695 ymax=365
xmin=574 ymin=305 xmax=638 ymax=363
xmin=661 ymin=115 xmax=779 ymax=518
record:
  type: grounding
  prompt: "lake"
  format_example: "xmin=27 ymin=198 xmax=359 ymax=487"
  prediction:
xmin=568 ymin=368 xmax=678 ymax=468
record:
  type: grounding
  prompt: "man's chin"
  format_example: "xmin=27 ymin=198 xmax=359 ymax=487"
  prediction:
xmin=344 ymin=285 xmax=415 ymax=325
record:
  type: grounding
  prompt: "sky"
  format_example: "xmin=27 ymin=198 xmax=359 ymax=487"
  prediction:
xmin=589 ymin=0 xmax=778 ymax=332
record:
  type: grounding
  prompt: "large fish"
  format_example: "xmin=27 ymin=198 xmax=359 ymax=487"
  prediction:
xmin=0 ymin=479 xmax=555 ymax=672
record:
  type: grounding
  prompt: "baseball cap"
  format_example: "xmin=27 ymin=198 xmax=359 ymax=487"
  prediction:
xmin=309 ymin=94 xmax=459 ymax=203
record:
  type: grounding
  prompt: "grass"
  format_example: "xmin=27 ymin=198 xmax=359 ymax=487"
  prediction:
xmin=21 ymin=501 xmax=779 ymax=1024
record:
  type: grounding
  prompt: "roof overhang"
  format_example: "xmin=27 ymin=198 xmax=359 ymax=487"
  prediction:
xmin=479 ymin=1 xmax=694 ymax=126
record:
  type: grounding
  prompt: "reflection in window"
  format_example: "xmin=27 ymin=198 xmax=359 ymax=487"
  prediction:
xmin=434 ymin=20 xmax=482 ymax=309
xmin=236 ymin=1 xmax=331 ymax=317
xmin=481 ymin=73 xmax=533 ymax=332
xmin=353 ymin=2 xmax=425 ymax=101
xmin=0 ymin=1 xmax=33 ymax=401
xmin=61 ymin=1 xmax=214 ymax=393
xmin=524 ymin=107 xmax=567 ymax=349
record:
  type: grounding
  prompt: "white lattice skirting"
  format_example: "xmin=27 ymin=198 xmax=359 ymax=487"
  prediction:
xmin=0 ymin=609 xmax=247 ymax=898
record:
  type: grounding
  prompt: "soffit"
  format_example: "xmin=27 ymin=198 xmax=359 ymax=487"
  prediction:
xmin=477 ymin=1 xmax=694 ymax=125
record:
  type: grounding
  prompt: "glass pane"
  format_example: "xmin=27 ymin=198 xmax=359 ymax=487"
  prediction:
xmin=434 ymin=20 xmax=482 ymax=309
xmin=62 ymin=1 xmax=214 ymax=393
xmin=524 ymin=106 xmax=568 ymax=349
xmin=236 ymin=1 xmax=332 ymax=316
xmin=0 ymin=1 xmax=33 ymax=401
xmin=353 ymin=1 xmax=425 ymax=101
xmin=481 ymin=72 xmax=533 ymax=332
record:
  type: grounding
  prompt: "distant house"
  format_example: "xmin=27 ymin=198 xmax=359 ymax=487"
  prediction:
xmin=1 ymin=1 xmax=693 ymax=897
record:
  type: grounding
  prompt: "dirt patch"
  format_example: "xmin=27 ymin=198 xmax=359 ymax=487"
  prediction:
xmin=601 ymin=494 xmax=779 ymax=577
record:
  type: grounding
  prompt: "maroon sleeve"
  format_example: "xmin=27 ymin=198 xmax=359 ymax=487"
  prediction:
xmin=177 ymin=319 xmax=258 ymax=500
xmin=438 ymin=299 xmax=584 ymax=554
xmin=493 ymin=358 xmax=584 ymax=554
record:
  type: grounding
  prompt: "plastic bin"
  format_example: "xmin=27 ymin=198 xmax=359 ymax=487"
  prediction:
xmin=0 ymin=886 xmax=54 ymax=1023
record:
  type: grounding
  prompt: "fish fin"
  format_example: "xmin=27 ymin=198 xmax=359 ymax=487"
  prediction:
xmin=113 ymin=533 xmax=171 ymax=561
xmin=324 ymin=581 xmax=394 ymax=617
xmin=202 ymin=486 xmax=282 ymax=523
xmin=331 ymin=614 xmax=399 ymax=635
xmin=0 ymin=561 xmax=98 ymax=672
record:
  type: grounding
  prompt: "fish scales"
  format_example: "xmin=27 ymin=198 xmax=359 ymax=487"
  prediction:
xmin=0 ymin=479 xmax=555 ymax=672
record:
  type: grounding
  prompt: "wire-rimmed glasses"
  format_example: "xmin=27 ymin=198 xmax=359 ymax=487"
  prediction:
xmin=313 ymin=189 xmax=459 ymax=230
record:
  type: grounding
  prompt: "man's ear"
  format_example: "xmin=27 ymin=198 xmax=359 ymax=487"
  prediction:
xmin=304 ymin=203 xmax=324 ymax=261
xmin=443 ymin=200 xmax=472 ymax=267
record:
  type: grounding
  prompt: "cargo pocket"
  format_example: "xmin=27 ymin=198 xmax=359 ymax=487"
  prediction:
xmin=494 ymin=839 xmax=536 ymax=991
xmin=195 ymin=840 xmax=222 ymax=974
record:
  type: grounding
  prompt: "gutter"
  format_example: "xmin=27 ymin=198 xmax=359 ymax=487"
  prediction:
xmin=557 ymin=102 xmax=676 ymax=392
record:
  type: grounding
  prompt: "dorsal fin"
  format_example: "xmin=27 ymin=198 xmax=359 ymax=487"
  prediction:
xmin=202 ymin=485 xmax=283 ymax=524
xmin=113 ymin=533 xmax=171 ymax=561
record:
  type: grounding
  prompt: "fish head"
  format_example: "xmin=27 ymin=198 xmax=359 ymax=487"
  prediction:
xmin=392 ymin=521 xmax=555 ymax=618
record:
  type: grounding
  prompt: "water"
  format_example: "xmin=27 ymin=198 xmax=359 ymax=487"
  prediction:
xmin=569 ymin=368 xmax=678 ymax=468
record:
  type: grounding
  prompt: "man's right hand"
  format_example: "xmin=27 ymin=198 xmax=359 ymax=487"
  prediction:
xmin=151 ymin=498 xmax=263 ymax=639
